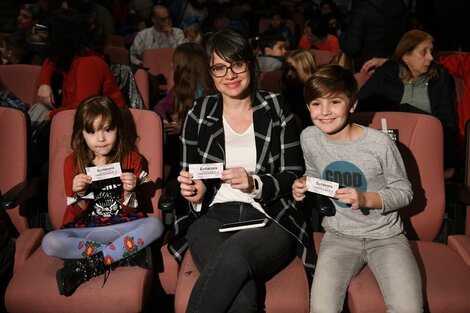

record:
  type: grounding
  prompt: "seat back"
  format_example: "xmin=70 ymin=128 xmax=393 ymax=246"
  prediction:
xmin=0 ymin=64 xmax=41 ymax=106
xmin=259 ymin=70 xmax=283 ymax=93
xmin=0 ymin=107 xmax=29 ymax=234
xmin=142 ymin=47 xmax=175 ymax=91
xmin=48 ymin=108 xmax=163 ymax=230
xmin=134 ymin=68 xmax=150 ymax=109
xmin=310 ymin=49 xmax=336 ymax=66
xmin=464 ymin=119 xmax=470 ymax=236
xmin=351 ymin=112 xmax=445 ymax=241
xmin=354 ymin=72 xmax=370 ymax=90
xmin=108 ymin=34 xmax=126 ymax=48
xmin=104 ymin=45 xmax=130 ymax=65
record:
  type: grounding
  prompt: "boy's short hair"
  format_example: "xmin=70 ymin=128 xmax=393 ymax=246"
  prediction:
xmin=304 ymin=64 xmax=358 ymax=105
xmin=258 ymin=32 xmax=286 ymax=54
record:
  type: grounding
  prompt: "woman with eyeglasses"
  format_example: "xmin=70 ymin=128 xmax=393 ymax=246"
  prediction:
xmin=170 ymin=29 xmax=316 ymax=312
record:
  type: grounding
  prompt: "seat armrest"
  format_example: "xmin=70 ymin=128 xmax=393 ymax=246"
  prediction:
xmin=0 ymin=179 xmax=39 ymax=210
xmin=448 ymin=235 xmax=470 ymax=266
xmin=158 ymin=178 xmax=179 ymax=212
xmin=13 ymin=228 xmax=45 ymax=273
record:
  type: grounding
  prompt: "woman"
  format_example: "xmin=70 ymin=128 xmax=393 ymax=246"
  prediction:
xmin=37 ymin=8 xmax=126 ymax=118
xmin=171 ymin=29 xmax=315 ymax=312
xmin=358 ymin=30 xmax=458 ymax=178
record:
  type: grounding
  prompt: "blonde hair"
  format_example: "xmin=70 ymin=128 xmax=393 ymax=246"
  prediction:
xmin=286 ymin=49 xmax=317 ymax=84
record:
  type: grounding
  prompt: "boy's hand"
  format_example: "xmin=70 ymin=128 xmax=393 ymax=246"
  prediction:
xmin=178 ymin=170 xmax=206 ymax=203
xmin=37 ymin=84 xmax=55 ymax=107
xmin=121 ymin=172 xmax=137 ymax=192
xmin=73 ymin=174 xmax=92 ymax=196
xmin=335 ymin=187 xmax=365 ymax=210
xmin=292 ymin=176 xmax=307 ymax=201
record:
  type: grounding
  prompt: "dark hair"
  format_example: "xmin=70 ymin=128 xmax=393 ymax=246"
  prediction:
xmin=46 ymin=8 xmax=95 ymax=71
xmin=71 ymin=96 xmax=136 ymax=173
xmin=204 ymin=29 xmax=259 ymax=94
xmin=306 ymin=17 xmax=329 ymax=39
xmin=304 ymin=64 xmax=358 ymax=105
xmin=257 ymin=32 xmax=286 ymax=54
xmin=20 ymin=3 xmax=40 ymax=21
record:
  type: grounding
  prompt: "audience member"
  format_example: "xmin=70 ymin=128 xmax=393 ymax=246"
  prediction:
xmin=36 ymin=8 xmax=126 ymax=118
xmin=153 ymin=42 xmax=209 ymax=181
xmin=292 ymin=64 xmax=422 ymax=313
xmin=358 ymin=30 xmax=458 ymax=179
xmin=171 ymin=29 xmax=314 ymax=312
xmin=263 ymin=8 xmax=295 ymax=49
xmin=339 ymin=0 xmax=408 ymax=72
xmin=282 ymin=49 xmax=317 ymax=130
xmin=170 ymin=0 xmax=209 ymax=32
xmin=1 ymin=34 xmax=31 ymax=64
xmin=256 ymin=32 xmax=287 ymax=72
xmin=41 ymin=96 xmax=164 ymax=296
xmin=298 ymin=17 xmax=340 ymax=53
xmin=184 ymin=28 xmax=202 ymax=43
xmin=130 ymin=4 xmax=186 ymax=66
xmin=117 ymin=0 xmax=154 ymax=46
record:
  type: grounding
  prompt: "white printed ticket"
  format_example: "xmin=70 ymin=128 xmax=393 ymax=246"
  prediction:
xmin=306 ymin=176 xmax=339 ymax=198
xmin=86 ymin=162 xmax=122 ymax=181
xmin=189 ymin=163 xmax=223 ymax=179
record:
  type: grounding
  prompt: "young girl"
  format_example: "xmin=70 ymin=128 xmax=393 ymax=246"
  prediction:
xmin=41 ymin=96 xmax=164 ymax=296
xmin=153 ymin=42 xmax=210 ymax=181
xmin=292 ymin=65 xmax=423 ymax=312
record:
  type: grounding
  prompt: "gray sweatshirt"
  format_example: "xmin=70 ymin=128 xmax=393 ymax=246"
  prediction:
xmin=300 ymin=124 xmax=413 ymax=239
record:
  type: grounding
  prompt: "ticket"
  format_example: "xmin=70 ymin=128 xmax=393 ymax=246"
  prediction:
xmin=306 ymin=176 xmax=339 ymax=198
xmin=189 ymin=163 xmax=224 ymax=179
xmin=86 ymin=162 xmax=122 ymax=181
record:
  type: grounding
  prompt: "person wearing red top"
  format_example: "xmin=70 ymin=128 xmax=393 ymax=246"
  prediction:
xmin=298 ymin=17 xmax=340 ymax=53
xmin=41 ymin=96 xmax=163 ymax=297
xmin=36 ymin=8 xmax=126 ymax=118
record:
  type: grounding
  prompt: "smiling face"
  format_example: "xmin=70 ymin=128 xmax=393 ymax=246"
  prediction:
xmin=210 ymin=53 xmax=251 ymax=100
xmin=402 ymin=39 xmax=434 ymax=79
xmin=307 ymin=92 xmax=357 ymax=140
xmin=82 ymin=116 xmax=117 ymax=163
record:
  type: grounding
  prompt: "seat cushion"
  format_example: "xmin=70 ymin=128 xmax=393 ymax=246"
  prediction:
xmin=6 ymin=248 xmax=153 ymax=313
xmin=174 ymin=252 xmax=310 ymax=313
xmin=347 ymin=241 xmax=470 ymax=313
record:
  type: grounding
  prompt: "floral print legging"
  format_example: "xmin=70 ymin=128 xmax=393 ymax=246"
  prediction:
xmin=41 ymin=217 xmax=164 ymax=265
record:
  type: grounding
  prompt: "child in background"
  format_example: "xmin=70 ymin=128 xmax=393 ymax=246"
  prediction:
xmin=263 ymin=9 xmax=295 ymax=49
xmin=153 ymin=42 xmax=209 ymax=181
xmin=292 ymin=65 xmax=423 ymax=312
xmin=41 ymin=96 xmax=164 ymax=296
xmin=256 ymin=32 xmax=287 ymax=72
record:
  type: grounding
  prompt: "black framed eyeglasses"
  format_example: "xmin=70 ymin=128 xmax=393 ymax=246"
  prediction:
xmin=209 ymin=60 xmax=248 ymax=78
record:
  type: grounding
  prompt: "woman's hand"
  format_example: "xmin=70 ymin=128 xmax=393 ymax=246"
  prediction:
xmin=178 ymin=170 xmax=206 ymax=203
xmin=121 ymin=172 xmax=137 ymax=192
xmin=335 ymin=187 xmax=365 ymax=210
xmin=360 ymin=57 xmax=387 ymax=75
xmin=37 ymin=84 xmax=55 ymax=107
xmin=72 ymin=174 xmax=92 ymax=196
xmin=221 ymin=168 xmax=254 ymax=193
xmin=292 ymin=176 xmax=307 ymax=201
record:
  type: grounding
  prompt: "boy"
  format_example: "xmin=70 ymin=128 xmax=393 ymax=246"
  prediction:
xmin=292 ymin=65 xmax=423 ymax=312
xmin=256 ymin=32 xmax=287 ymax=72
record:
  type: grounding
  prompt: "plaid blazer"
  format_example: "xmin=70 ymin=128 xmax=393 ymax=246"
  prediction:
xmin=168 ymin=90 xmax=316 ymax=273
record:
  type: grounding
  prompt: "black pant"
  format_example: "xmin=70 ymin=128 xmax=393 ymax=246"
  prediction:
xmin=186 ymin=202 xmax=295 ymax=313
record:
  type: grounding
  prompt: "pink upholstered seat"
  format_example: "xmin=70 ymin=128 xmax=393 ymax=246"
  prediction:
xmin=5 ymin=109 xmax=167 ymax=313
xmin=0 ymin=64 xmax=41 ymax=106
xmin=134 ymin=68 xmax=150 ymax=109
xmin=312 ymin=112 xmax=470 ymax=313
xmin=142 ymin=48 xmax=175 ymax=92
xmin=174 ymin=252 xmax=310 ymax=313
xmin=103 ymin=45 xmax=130 ymax=65
xmin=310 ymin=49 xmax=336 ymax=67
